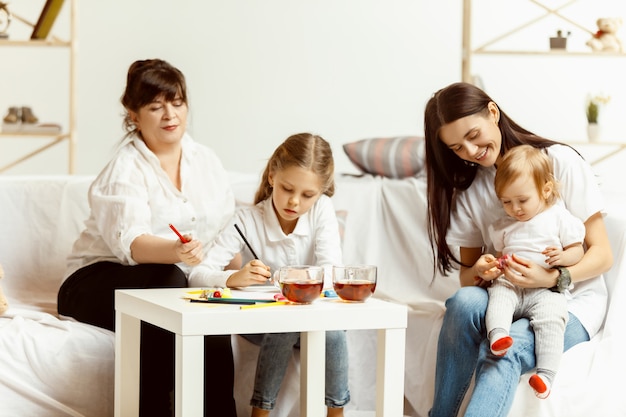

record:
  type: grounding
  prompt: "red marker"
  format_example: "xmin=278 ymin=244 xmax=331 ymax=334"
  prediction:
xmin=169 ymin=223 xmax=190 ymax=243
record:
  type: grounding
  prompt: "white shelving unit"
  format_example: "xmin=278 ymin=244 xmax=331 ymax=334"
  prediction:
xmin=462 ymin=0 xmax=626 ymax=83
xmin=0 ymin=0 xmax=77 ymax=174
xmin=461 ymin=0 xmax=626 ymax=165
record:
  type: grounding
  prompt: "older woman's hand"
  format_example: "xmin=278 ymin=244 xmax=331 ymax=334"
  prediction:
xmin=175 ymin=238 xmax=203 ymax=266
xmin=502 ymin=253 xmax=557 ymax=289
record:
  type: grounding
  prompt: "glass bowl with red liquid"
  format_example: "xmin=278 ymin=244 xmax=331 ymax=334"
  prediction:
xmin=332 ymin=265 xmax=377 ymax=302
xmin=278 ymin=265 xmax=324 ymax=304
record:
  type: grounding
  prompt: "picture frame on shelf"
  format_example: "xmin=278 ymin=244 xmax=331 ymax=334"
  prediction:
xmin=31 ymin=0 xmax=65 ymax=40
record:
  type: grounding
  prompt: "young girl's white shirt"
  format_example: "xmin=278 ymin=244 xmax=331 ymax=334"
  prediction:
xmin=447 ymin=144 xmax=608 ymax=338
xmin=189 ymin=194 xmax=342 ymax=288
xmin=65 ymin=133 xmax=235 ymax=279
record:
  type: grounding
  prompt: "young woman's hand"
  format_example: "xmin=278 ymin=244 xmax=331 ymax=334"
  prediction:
xmin=502 ymin=253 xmax=557 ymax=289
xmin=174 ymin=238 xmax=203 ymax=266
xmin=225 ymin=259 xmax=271 ymax=288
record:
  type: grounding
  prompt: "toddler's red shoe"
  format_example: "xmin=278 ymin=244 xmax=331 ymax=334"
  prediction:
xmin=490 ymin=335 xmax=513 ymax=356
xmin=529 ymin=374 xmax=551 ymax=399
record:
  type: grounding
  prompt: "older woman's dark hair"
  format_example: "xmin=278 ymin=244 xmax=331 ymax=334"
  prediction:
xmin=424 ymin=82 xmax=560 ymax=275
xmin=121 ymin=59 xmax=188 ymax=137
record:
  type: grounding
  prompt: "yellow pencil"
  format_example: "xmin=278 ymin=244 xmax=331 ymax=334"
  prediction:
xmin=240 ymin=301 xmax=289 ymax=310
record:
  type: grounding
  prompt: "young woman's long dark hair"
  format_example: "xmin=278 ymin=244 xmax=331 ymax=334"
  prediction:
xmin=424 ymin=82 xmax=562 ymax=276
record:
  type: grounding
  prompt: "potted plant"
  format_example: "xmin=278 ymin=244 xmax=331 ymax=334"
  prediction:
xmin=585 ymin=94 xmax=610 ymax=141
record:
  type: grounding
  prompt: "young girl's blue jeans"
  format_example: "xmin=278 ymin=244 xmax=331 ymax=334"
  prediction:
xmin=429 ymin=286 xmax=589 ymax=417
xmin=242 ymin=330 xmax=350 ymax=410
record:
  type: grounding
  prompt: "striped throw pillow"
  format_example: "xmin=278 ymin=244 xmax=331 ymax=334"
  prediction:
xmin=343 ymin=136 xmax=425 ymax=178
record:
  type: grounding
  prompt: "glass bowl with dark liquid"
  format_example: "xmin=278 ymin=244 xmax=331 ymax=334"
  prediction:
xmin=278 ymin=265 xmax=324 ymax=304
xmin=332 ymin=265 xmax=377 ymax=302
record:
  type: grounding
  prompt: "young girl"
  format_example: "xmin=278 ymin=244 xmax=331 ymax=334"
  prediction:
xmin=199 ymin=133 xmax=350 ymax=417
xmin=485 ymin=145 xmax=586 ymax=399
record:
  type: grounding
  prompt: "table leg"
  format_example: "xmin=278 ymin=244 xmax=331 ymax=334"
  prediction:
xmin=114 ymin=311 xmax=141 ymax=417
xmin=175 ymin=334 xmax=205 ymax=417
xmin=376 ymin=328 xmax=406 ymax=417
xmin=300 ymin=330 xmax=326 ymax=417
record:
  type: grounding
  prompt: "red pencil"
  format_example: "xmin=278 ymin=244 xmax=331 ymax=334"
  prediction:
xmin=168 ymin=223 xmax=190 ymax=243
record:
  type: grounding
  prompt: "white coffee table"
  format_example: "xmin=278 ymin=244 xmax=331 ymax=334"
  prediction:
xmin=114 ymin=288 xmax=407 ymax=417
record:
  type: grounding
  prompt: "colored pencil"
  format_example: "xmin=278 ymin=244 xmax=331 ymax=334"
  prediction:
xmin=169 ymin=223 xmax=190 ymax=243
xmin=234 ymin=223 xmax=259 ymax=259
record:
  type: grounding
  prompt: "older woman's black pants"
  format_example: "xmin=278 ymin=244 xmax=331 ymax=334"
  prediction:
xmin=58 ymin=261 xmax=237 ymax=417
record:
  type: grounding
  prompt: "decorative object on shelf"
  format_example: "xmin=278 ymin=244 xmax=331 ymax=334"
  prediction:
xmin=2 ymin=106 xmax=20 ymax=124
xmin=0 ymin=1 xmax=10 ymax=39
xmin=549 ymin=30 xmax=570 ymax=50
xmin=586 ymin=123 xmax=600 ymax=143
xmin=586 ymin=94 xmax=611 ymax=124
xmin=585 ymin=94 xmax=610 ymax=142
xmin=2 ymin=106 xmax=39 ymax=125
xmin=31 ymin=0 xmax=65 ymax=40
xmin=1 ymin=106 xmax=61 ymax=135
xmin=21 ymin=106 xmax=38 ymax=124
xmin=586 ymin=17 xmax=623 ymax=53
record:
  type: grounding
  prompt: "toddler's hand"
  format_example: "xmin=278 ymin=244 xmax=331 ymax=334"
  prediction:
xmin=476 ymin=254 xmax=502 ymax=282
xmin=542 ymin=246 xmax=564 ymax=266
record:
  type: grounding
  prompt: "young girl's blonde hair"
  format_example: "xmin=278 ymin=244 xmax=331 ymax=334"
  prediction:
xmin=254 ymin=133 xmax=335 ymax=205
xmin=494 ymin=144 xmax=560 ymax=206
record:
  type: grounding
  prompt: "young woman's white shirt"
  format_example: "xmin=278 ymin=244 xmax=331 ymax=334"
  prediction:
xmin=447 ymin=145 xmax=608 ymax=337
xmin=65 ymin=133 xmax=235 ymax=279
xmin=189 ymin=194 xmax=342 ymax=288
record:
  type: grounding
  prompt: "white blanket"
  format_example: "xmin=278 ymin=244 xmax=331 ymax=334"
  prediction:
xmin=0 ymin=177 xmax=114 ymax=417
xmin=1 ymin=173 xmax=624 ymax=417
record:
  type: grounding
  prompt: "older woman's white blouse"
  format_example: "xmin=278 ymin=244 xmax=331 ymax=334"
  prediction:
xmin=65 ymin=133 xmax=235 ymax=279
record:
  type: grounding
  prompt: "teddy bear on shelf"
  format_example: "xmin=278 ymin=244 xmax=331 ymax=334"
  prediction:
xmin=0 ymin=264 xmax=7 ymax=315
xmin=586 ymin=17 xmax=623 ymax=52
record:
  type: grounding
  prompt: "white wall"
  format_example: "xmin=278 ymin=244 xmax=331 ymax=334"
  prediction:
xmin=1 ymin=0 xmax=625 ymax=176
xmin=1 ymin=0 xmax=461 ymax=176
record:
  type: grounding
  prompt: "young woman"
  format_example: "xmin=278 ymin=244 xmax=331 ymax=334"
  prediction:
xmin=57 ymin=59 xmax=237 ymax=417
xmin=423 ymin=82 xmax=612 ymax=417
xmin=486 ymin=144 xmax=586 ymax=399
xmin=199 ymin=133 xmax=350 ymax=417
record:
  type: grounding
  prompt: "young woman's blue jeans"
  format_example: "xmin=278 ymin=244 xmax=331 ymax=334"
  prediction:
xmin=242 ymin=330 xmax=350 ymax=410
xmin=429 ymin=286 xmax=590 ymax=417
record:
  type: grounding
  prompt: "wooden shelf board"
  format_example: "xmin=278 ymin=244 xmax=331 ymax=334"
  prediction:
xmin=0 ymin=132 xmax=69 ymax=139
xmin=472 ymin=50 xmax=626 ymax=57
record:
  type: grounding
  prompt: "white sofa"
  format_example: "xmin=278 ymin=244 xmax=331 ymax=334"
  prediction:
xmin=0 ymin=172 xmax=625 ymax=417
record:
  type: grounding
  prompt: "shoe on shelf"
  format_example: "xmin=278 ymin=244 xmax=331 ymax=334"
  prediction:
xmin=21 ymin=106 xmax=39 ymax=124
xmin=3 ymin=107 xmax=21 ymax=124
